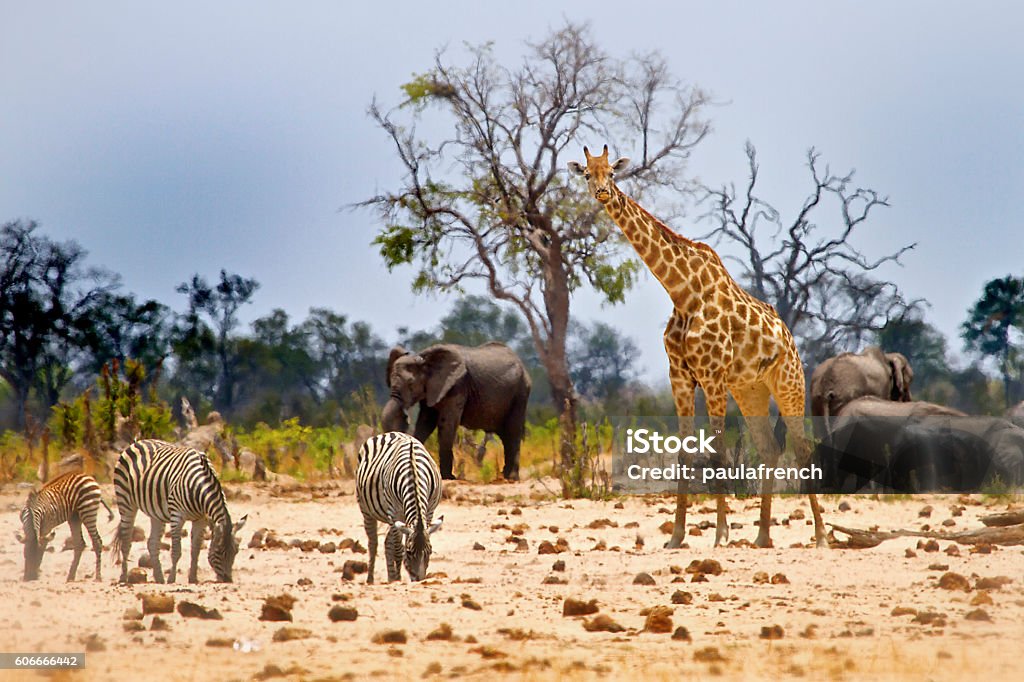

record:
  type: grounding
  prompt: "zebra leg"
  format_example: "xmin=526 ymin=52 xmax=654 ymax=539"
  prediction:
xmin=66 ymin=516 xmax=86 ymax=582
xmin=363 ymin=515 xmax=378 ymax=585
xmin=148 ymin=518 xmax=166 ymax=584
xmin=86 ymin=518 xmax=103 ymax=582
xmin=384 ymin=526 xmax=404 ymax=582
xmin=188 ymin=520 xmax=206 ymax=583
xmin=167 ymin=513 xmax=185 ymax=583
xmin=117 ymin=507 xmax=138 ymax=584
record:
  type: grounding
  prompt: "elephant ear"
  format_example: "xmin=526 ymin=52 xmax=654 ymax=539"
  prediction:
xmin=886 ymin=352 xmax=913 ymax=401
xmin=422 ymin=346 xmax=467 ymax=407
xmin=386 ymin=346 xmax=408 ymax=389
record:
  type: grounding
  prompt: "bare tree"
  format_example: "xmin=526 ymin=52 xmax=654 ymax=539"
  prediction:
xmin=701 ymin=142 xmax=921 ymax=366
xmin=361 ymin=22 xmax=710 ymax=484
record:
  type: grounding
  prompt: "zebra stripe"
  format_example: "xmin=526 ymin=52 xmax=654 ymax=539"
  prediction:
xmin=20 ymin=472 xmax=111 ymax=582
xmin=112 ymin=439 xmax=244 ymax=584
xmin=356 ymin=432 xmax=443 ymax=583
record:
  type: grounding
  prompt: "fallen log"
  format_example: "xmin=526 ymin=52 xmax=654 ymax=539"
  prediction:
xmin=830 ymin=522 xmax=1024 ymax=548
xmin=979 ymin=510 xmax=1024 ymax=527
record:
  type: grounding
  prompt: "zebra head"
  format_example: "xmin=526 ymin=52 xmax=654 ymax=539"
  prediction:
xmin=20 ymin=491 xmax=51 ymax=582
xmin=394 ymin=516 xmax=443 ymax=582
xmin=208 ymin=514 xmax=248 ymax=582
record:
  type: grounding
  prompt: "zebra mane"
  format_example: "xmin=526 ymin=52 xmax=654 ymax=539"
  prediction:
xmin=197 ymin=451 xmax=231 ymax=525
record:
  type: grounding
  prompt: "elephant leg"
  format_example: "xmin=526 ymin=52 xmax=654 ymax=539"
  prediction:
xmin=500 ymin=395 xmax=529 ymax=481
xmin=435 ymin=412 xmax=459 ymax=480
xmin=66 ymin=516 xmax=85 ymax=582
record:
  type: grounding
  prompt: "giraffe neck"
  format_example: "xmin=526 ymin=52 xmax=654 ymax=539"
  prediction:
xmin=603 ymin=184 xmax=714 ymax=310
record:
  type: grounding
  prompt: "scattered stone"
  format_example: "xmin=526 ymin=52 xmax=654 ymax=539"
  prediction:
xmin=838 ymin=501 xmax=851 ymax=512
xmin=542 ymin=575 xmax=567 ymax=585
xmin=971 ymin=592 xmax=994 ymax=606
xmin=591 ymin=540 xmax=607 ymax=551
xmin=937 ymin=572 xmax=971 ymax=592
xmin=138 ymin=553 xmax=153 ymax=569
xmin=971 ymin=543 xmax=994 ymax=554
xmin=372 ymin=630 xmax=408 ymax=645
xmin=905 ymin=548 xmax=917 ymax=558
xmin=296 ymin=577 xmax=313 ymax=587
xmin=588 ymin=518 xmax=618 ymax=529
xmin=319 ymin=542 xmax=337 ymax=554
xmin=633 ymin=572 xmax=656 ymax=586
xmin=341 ymin=560 xmax=368 ymax=581
xmin=462 ymin=598 xmax=482 ymax=611
xmin=563 ymin=598 xmax=599 ymax=617
xmin=122 ymin=621 xmax=145 ymax=633
xmin=919 ymin=505 xmax=933 ymax=518
xmin=582 ymin=614 xmax=624 ymax=633
xmin=965 ymin=609 xmax=991 ymax=622
xmin=799 ymin=624 xmax=818 ymax=639
xmin=515 ymin=538 xmax=529 ymax=552
xmin=426 ymin=623 xmax=454 ymax=641
xmin=771 ymin=573 xmax=790 ymax=585
xmin=912 ymin=611 xmax=947 ymax=626
xmin=690 ymin=573 xmax=708 ymax=583
xmin=686 ymin=559 xmax=723 ymax=576
xmin=942 ymin=519 xmax=956 ymax=527
xmin=760 ymin=625 xmax=784 ymax=640
xmin=671 ymin=590 xmax=693 ymax=605
xmin=552 ymin=560 xmax=566 ymax=572
xmin=122 ymin=607 xmax=143 ymax=621
xmin=328 ymin=605 xmax=358 ymax=622
xmin=538 ymin=539 xmax=570 ymax=554
xmin=614 ymin=501 xmax=624 ymax=509
xmin=923 ymin=539 xmax=940 ymax=553
xmin=660 ymin=521 xmax=674 ymax=534
xmin=206 ymin=637 xmax=233 ymax=647
xmin=694 ymin=646 xmax=725 ymax=663
xmin=177 ymin=601 xmax=223 ymax=620
xmin=945 ymin=545 xmax=961 ymax=556
xmin=644 ymin=606 xmax=674 ymax=634
xmin=127 ymin=568 xmax=148 ymax=584
xmin=928 ymin=563 xmax=950 ymax=571
xmin=472 ymin=542 xmax=485 ymax=551
xmin=511 ymin=507 xmax=522 ymax=516
xmin=149 ymin=616 xmax=171 ymax=631
xmin=139 ymin=593 xmax=175 ymax=615
xmin=891 ymin=606 xmax=917 ymax=617
xmin=248 ymin=530 xmax=266 ymax=549
xmin=80 ymin=634 xmax=106 ymax=652
xmin=976 ymin=576 xmax=1013 ymax=591
xmin=260 ymin=594 xmax=296 ymax=622
xmin=273 ymin=627 xmax=313 ymax=642
xmin=671 ymin=626 xmax=691 ymax=641
xmin=789 ymin=508 xmax=806 ymax=520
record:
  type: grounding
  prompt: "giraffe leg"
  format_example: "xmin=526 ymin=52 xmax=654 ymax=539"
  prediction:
xmin=664 ymin=315 xmax=697 ymax=550
xmin=702 ymin=383 xmax=730 ymax=547
xmin=731 ymin=384 xmax=779 ymax=548
xmin=772 ymin=372 xmax=829 ymax=549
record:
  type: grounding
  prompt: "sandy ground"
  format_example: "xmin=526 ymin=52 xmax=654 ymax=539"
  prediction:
xmin=0 ymin=479 xmax=1022 ymax=682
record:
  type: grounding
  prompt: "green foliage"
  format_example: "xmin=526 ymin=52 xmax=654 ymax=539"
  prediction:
xmin=962 ymin=275 xmax=1024 ymax=407
xmin=373 ymin=225 xmax=419 ymax=269
xmin=234 ymin=418 xmax=350 ymax=478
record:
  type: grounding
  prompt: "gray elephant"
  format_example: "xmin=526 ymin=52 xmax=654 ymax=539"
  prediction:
xmin=810 ymin=346 xmax=914 ymax=438
xmin=382 ymin=342 xmax=531 ymax=481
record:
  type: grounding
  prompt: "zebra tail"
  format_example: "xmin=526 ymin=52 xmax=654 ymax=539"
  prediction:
xmin=108 ymin=529 xmax=124 ymax=566
xmin=100 ymin=498 xmax=114 ymax=522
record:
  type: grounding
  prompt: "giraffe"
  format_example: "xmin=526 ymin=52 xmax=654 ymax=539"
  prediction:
xmin=569 ymin=145 xmax=827 ymax=549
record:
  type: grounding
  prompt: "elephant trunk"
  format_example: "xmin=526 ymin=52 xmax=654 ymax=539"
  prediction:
xmin=381 ymin=397 xmax=409 ymax=433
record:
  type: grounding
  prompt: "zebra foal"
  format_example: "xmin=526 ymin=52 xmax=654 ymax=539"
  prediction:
xmin=357 ymin=432 xmax=443 ymax=583
xmin=19 ymin=472 xmax=112 ymax=582
xmin=111 ymin=439 xmax=247 ymax=584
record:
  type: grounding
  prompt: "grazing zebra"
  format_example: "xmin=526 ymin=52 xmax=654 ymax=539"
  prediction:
xmin=357 ymin=432 xmax=443 ymax=583
xmin=19 ymin=472 xmax=112 ymax=582
xmin=111 ymin=439 xmax=247 ymax=584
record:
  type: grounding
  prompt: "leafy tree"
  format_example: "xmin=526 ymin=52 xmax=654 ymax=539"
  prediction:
xmin=570 ymin=321 xmax=641 ymax=404
xmin=172 ymin=270 xmax=260 ymax=415
xmin=302 ymin=307 xmax=388 ymax=410
xmin=362 ymin=22 xmax=710 ymax=477
xmin=962 ymin=275 xmax=1024 ymax=408
xmin=73 ymin=292 xmax=171 ymax=382
xmin=0 ymin=220 xmax=118 ymax=426
xmin=702 ymin=143 xmax=921 ymax=365
xmin=437 ymin=295 xmax=527 ymax=348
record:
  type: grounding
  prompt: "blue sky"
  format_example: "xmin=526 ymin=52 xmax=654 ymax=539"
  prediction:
xmin=2 ymin=2 xmax=1021 ymax=382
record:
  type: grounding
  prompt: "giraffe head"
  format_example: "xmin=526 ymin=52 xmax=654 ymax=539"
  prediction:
xmin=568 ymin=145 xmax=630 ymax=204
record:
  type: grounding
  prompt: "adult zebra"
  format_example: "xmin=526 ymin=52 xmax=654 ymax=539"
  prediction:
xmin=357 ymin=432 xmax=443 ymax=583
xmin=19 ymin=472 xmax=112 ymax=582
xmin=111 ymin=439 xmax=247 ymax=584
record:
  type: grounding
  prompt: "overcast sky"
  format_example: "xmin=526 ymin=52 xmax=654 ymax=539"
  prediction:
xmin=2 ymin=2 xmax=1021 ymax=383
